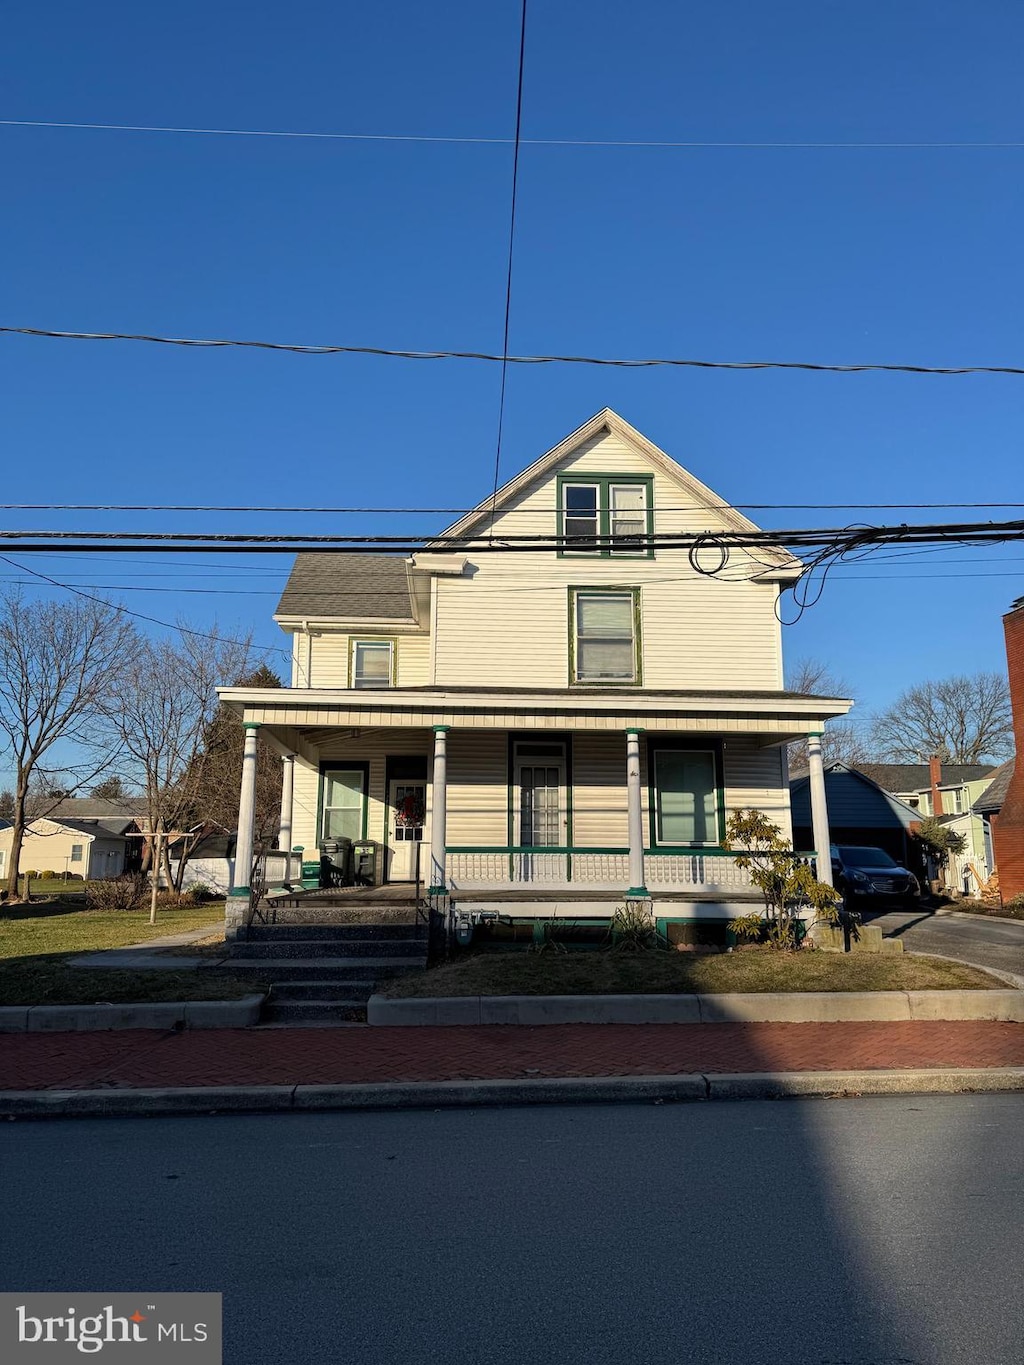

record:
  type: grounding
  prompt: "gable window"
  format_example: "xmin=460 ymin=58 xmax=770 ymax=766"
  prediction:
xmin=572 ymin=589 xmax=639 ymax=684
xmin=350 ymin=639 xmax=394 ymax=689
xmin=320 ymin=768 xmax=367 ymax=843
xmin=70 ymin=844 xmax=84 ymax=864
xmin=651 ymin=746 xmax=721 ymax=847
xmin=558 ymin=475 xmax=653 ymax=557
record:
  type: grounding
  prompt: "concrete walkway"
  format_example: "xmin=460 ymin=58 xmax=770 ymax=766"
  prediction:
xmin=68 ymin=926 xmax=225 ymax=971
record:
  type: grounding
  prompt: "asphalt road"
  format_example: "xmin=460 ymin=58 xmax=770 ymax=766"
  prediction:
xmin=2 ymin=1097 xmax=1023 ymax=1364
xmin=866 ymin=907 xmax=1024 ymax=983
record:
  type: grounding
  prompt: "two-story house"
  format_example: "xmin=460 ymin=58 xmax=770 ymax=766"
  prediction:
xmin=219 ymin=409 xmax=851 ymax=937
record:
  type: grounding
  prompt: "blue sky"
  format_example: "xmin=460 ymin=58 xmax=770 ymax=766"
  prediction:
xmin=2 ymin=0 xmax=1023 ymax=763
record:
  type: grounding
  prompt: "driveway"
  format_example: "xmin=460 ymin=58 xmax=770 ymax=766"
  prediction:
xmin=865 ymin=906 xmax=1024 ymax=985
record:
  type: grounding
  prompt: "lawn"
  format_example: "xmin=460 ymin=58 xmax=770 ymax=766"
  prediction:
xmin=381 ymin=948 xmax=1002 ymax=998
xmin=0 ymin=903 xmax=247 ymax=1005
xmin=0 ymin=904 xmax=224 ymax=959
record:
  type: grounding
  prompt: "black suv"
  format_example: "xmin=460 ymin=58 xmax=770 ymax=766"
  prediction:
xmin=830 ymin=845 xmax=920 ymax=908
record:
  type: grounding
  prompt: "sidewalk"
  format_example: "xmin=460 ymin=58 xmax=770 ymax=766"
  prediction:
xmin=3 ymin=1020 xmax=1024 ymax=1092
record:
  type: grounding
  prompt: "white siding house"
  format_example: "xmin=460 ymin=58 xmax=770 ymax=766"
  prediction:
xmin=219 ymin=409 xmax=850 ymax=933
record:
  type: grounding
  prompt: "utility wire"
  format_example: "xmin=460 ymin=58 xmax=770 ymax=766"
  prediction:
xmin=488 ymin=0 xmax=529 ymax=538
xmin=3 ymin=500 xmax=1024 ymax=513
xmin=5 ymin=325 xmax=1024 ymax=376
xmin=5 ymin=118 xmax=1024 ymax=150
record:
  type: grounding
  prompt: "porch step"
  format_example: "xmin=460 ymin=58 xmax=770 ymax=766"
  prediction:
xmin=230 ymin=938 xmax=426 ymax=960
xmin=243 ymin=923 xmax=427 ymax=943
xmin=203 ymin=957 xmax=424 ymax=982
xmin=261 ymin=1000 xmax=368 ymax=1024
xmin=269 ymin=979 xmax=376 ymax=1002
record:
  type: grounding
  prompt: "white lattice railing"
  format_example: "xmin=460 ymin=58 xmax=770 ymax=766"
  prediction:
xmin=444 ymin=847 xmax=760 ymax=892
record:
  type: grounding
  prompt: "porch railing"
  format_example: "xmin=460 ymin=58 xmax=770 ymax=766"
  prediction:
xmin=445 ymin=846 xmax=817 ymax=893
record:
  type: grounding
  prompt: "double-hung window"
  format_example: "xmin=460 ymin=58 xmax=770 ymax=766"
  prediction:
xmin=572 ymin=590 xmax=639 ymax=684
xmin=70 ymin=844 xmax=83 ymax=864
xmin=558 ymin=476 xmax=653 ymax=556
xmin=320 ymin=768 xmax=366 ymax=842
xmin=350 ymin=639 xmax=394 ymax=689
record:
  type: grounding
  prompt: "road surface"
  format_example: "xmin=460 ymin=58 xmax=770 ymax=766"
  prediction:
xmin=867 ymin=907 xmax=1024 ymax=983
xmin=2 ymin=1098 xmax=1023 ymax=1364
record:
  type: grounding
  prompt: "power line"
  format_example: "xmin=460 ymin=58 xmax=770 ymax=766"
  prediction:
xmin=6 ymin=325 xmax=1024 ymax=376
xmin=5 ymin=117 xmax=1024 ymax=150
xmin=3 ymin=500 xmax=1024 ymax=513
xmin=0 ymin=555 xmax=290 ymax=657
xmin=488 ymin=0 xmax=529 ymax=537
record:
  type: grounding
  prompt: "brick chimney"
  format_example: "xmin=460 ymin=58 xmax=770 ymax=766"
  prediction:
xmin=929 ymin=754 xmax=944 ymax=816
xmin=993 ymin=597 xmax=1024 ymax=902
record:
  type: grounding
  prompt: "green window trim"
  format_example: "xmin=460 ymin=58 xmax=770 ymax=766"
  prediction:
xmin=556 ymin=473 xmax=654 ymax=558
xmin=348 ymin=636 xmax=398 ymax=689
xmin=646 ymin=737 xmax=726 ymax=848
xmin=316 ymin=761 xmax=370 ymax=846
xmin=567 ymin=586 xmax=642 ymax=687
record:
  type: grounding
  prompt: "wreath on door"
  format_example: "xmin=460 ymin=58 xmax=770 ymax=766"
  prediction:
xmin=395 ymin=792 xmax=425 ymax=827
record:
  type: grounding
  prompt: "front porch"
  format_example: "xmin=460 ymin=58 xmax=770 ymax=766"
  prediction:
xmin=219 ymin=685 xmax=839 ymax=931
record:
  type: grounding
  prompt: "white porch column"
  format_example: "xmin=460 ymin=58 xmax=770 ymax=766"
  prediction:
xmin=231 ymin=721 xmax=261 ymax=897
xmin=625 ymin=728 xmax=648 ymax=896
xmin=807 ymin=733 xmax=833 ymax=887
xmin=278 ymin=753 xmax=295 ymax=852
xmin=428 ymin=725 xmax=450 ymax=895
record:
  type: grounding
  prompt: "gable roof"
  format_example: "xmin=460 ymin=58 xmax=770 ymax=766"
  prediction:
xmin=433 ymin=408 xmax=802 ymax=576
xmin=52 ymin=817 xmax=139 ymax=838
xmin=276 ymin=553 xmax=415 ymax=621
xmin=791 ymin=761 xmax=923 ymax=833
xmin=973 ymin=758 xmax=1015 ymax=814
xmin=43 ymin=798 xmax=146 ymax=820
xmin=854 ymin=762 xmax=995 ymax=792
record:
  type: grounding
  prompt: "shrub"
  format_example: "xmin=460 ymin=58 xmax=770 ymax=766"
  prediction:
xmin=86 ymin=874 xmax=148 ymax=911
xmin=184 ymin=883 xmax=218 ymax=905
xmin=607 ymin=901 xmax=665 ymax=952
xmin=725 ymin=809 xmax=842 ymax=950
xmin=1005 ymin=893 xmax=1024 ymax=917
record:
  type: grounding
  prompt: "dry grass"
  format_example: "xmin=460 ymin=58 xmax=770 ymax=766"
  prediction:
xmin=0 ymin=905 xmax=224 ymax=960
xmin=382 ymin=948 xmax=1002 ymax=998
xmin=0 ymin=960 xmax=263 ymax=1006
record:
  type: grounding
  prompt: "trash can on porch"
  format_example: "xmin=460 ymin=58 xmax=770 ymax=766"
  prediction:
xmin=352 ymin=839 xmax=381 ymax=886
xmin=319 ymin=837 xmax=353 ymax=888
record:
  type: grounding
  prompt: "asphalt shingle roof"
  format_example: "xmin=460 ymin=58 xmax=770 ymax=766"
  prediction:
xmin=276 ymin=553 xmax=414 ymax=620
xmin=973 ymin=759 xmax=1015 ymax=814
xmin=854 ymin=762 xmax=995 ymax=792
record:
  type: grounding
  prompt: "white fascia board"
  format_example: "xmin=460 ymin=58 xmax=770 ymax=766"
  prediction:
xmin=217 ymin=685 xmax=854 ymax=720
xmin=273 ymin=615 xmax=420 ymax=632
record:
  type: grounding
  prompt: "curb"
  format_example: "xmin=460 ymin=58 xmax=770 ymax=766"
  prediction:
xmin=3 ymin=1068 xmax=1024 ymax=1118
xmin=366 ymin=988 xmax=1024 ymax=1027
xmin=0 ymin=995 xmax=265 ymax=1034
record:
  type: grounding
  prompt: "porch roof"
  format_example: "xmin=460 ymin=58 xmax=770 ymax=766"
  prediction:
xmin=218 ymin=683 xmax=850 ymax=743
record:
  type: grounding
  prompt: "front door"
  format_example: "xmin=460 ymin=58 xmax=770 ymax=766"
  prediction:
xmin=513 ymin=742 xmax=567 ymax=882
xmin=387 ymin=779 xmax=426 ymax=882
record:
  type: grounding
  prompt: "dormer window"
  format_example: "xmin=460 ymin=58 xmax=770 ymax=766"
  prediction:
xmin=557 ymin=475 xmax=653 ymax=557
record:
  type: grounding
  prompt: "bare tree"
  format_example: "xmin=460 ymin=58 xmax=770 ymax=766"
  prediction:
xmin=869 ymin=672 xmax=1013 ymax=764
xmin=786 ymin=657 xmax=866 ymax=770
xmin=0 ymin=590 xmax=135 ymax=899
xmin=105 ymin=627 xmax=262 ymax=891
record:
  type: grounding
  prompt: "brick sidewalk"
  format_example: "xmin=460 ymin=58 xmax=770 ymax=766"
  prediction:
xmin=2 ymin=1021 xmax=1024 ymax=1091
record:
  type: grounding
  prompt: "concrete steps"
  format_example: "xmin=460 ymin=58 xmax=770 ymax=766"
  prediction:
xmin=224 ymin=920 xmax=429 ymax=1023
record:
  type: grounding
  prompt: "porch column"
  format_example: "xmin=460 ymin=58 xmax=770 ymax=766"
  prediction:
xmin=428 ymin=725 xmax=450 ymax=895
xmin=625 ymin=728 xmax=648 ymax=896
xmin=231 ymin=721 xmax=261 ymax=897
xmin=278 ymin=753 xmax=295 ymax=852
xmin=807 ymin=733 xmax=833 ymax=887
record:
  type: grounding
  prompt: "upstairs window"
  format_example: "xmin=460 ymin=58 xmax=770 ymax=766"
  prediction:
xmin=572 ymin=589 xmax=639 ymax=684
xmin=558 ymin=475 xmax=653 ymax=557
xmin=351 ymin=640 xmax=394 ymax=689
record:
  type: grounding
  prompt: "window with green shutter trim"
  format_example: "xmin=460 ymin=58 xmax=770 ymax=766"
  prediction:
xmin=571 ymin=589 xmax=639 ymax=684
xmin=557 ymin=475 xmax=653 ymax=556
xmin=320 ymin=768 xmax=366 ymax=842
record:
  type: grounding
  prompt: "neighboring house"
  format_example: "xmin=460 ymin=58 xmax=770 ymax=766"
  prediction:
xmin=854 ymin=760 xmax=996 ymax=892
xmin=791 ymin=762 xmax=928 ymax=881
xmin=973 ymin=758 xmax=1015 ymax=884
xmin=0 ymin=814 xmax=141 ymax=881
xmin=218 ymin=408 xmax=852 ymax=935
